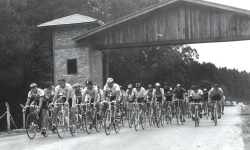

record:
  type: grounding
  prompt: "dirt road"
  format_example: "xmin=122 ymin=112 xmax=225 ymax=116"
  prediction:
xmin=0 ymin=107 xmax=244 ymax=150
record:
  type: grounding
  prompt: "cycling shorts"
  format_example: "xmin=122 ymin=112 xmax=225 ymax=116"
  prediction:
xmin=165 ymin=95 xmax=172 ymax=101
xmin=211 ymin=95 xmax=221 ymax=103
xmin=155 ymin=96 xmax=163 ymax=102
xmin=31 ymin=98 xmax=48 ymax=110
xmin=137 ymin=97 xmax=144 ymax=103
xmin=61 ymin=97 xmax=73 ymax=107
xmin=191 ymin=98 xmax=201 ymax=103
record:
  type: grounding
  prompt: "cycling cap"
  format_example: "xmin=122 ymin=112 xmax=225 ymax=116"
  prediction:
xmin=155 ymin=83 xmax=161 ymax=87
xmin=193 ymin=85 xmax=198 ymax=90
xmin=107 ymin=78 xmax=114 ymax=83
xmin=73 ymin=83 xmax=80 ymax=87
xmin=203 ymin=88 xmax=207 ymax=91
xmin=45 ymin=81 xmax=53 ymax=87
xmin=148 ymin=84 xmax=153 ymax=88
xmin=86 ymin=80 xmax=93 ymax=85
xmin=128 ymin=84 xmax=133 ymax=89
xmin=214 ymin=84 xmax=219 ymax=88
xmin=176 ymin=84 xmax=181 ymax=87
xmin=57 ymin=76 xmax=66 ymax=81
xmin=30 ymin=83 xmax=37 ymax=88
xmin=135 ymin=83 xmax=141 ymax=88
xmin=164 ymin=82 xmax=168 ymax=85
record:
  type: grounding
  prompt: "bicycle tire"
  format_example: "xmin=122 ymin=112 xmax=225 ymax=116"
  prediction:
xmin=56 ymin=112 xmax=66 ymax=139
xmin=114 ymin=114 xmax=120 ymax=133
xmin=148 ymin=108 xmax=153 ymax=126
xmin=156 ymin=108 xmax=160 ymax=128
xmin=180 ymin=109 xmax=183 ymax=125
xmin=104 ymin=111 xmax=111 ymax=135
xmin=134 ymin=109 xmax=139 ymax=131
xmin=128 ymin=108 xmax=133 ymax=128
xmin=42 ymin=115 xmax=50 ymax=137
xmin=81 ymin=112 xmax=86 ymax=132
xmin=141 ymin=112 xmax=146 ymax=130
xmin=26 ymin=113 xmax=38 ymax=139
xmin=214 ymin=108 xmax=217 ymax=126
xmin=161 ymin=113 xmax=164 ymax=126
xmin=85 ymin=111 xmax=93 ymax=134
xmin=95 ymin=113 xmax=102 ymax=132
xmin=176 ymin=108 xmax=179 ymax=126
xmin=70 ymin=124 xmax=77 ymax=136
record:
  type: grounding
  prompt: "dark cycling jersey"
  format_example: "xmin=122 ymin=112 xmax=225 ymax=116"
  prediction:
xmin=164 ymin=86 xmax=173 ymax=101
xmin=173 ymin=88 xmax=186 ymax=99
xmin=203 ymin=92 xmax=208 ymax=101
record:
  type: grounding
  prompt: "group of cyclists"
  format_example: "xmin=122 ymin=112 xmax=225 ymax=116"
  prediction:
xmin=24 ymin=76 xmax=226 ymax=137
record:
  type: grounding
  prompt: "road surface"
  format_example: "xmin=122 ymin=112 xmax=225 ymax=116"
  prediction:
xmin=0 ymin=107 xmax=244 ymax=150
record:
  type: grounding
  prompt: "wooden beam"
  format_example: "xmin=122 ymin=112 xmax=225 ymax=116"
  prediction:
xmin=93 ymin=35 xmax=250 ymax=50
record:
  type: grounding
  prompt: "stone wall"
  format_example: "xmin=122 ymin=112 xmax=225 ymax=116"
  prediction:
xmin=53 ymin=24 xmax=103 ymax=87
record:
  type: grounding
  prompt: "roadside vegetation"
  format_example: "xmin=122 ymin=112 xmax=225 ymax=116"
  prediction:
xmin=238 ymin=104 xmax=250 ymax=150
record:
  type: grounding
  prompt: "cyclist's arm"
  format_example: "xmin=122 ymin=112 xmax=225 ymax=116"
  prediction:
xmin=94 ymin=88 xmax=98 ymax=103
xmin=82 ymin=91 xmax=87 ymax=104
xmin=38 ymin=96 xmax=44 ymax=111
xmin=115 ymin=91 xmax=120 ymax=102
xmin=52 ymin=90 xmax=59 ymax=104
xmin=26 ymin=97 xmax=31 ymax=107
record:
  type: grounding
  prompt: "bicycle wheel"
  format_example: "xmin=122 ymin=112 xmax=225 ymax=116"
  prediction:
xmin=141 ymin=111 xmax=146 ymax=130
xmin=81 ymin=112 xmax=86 ymax=132
xmin=70 ymin=124 xmax=77 ymax=136
xmin=156 ymin=109 xmax=160 ymax=128
xmin=128 ymin=109 xmax=133 ymax=128
xmin=148 ymin=108 xmax=153 ymax=126
xmin=176 ymin=108 xmax=179 ymax=126
xmin=206 ymin=107 xmax=209 ymax=120
xmin=161 ymin=113 xmax=165 ymax=126
xmin=56 ymin=112 xmax=66 ymax=139
xmin=85 ymin=111 xmax=93 ymax=134
xmin=214 ymin=109 xmax=217 ymax=126
xmin=134 ymin=109 xmax=140 ymax=131
xmin=95 ymin=113 xmax=102 ymax=132
xmin=43 ymin=116 xmax=50 ymax=137
xmin=104 ymin=111 xmax=111 ymax=135
xmin=114 ymin=114 xmax=120 ymax=133
xmin=26 ymin=113 xmax=38 ymax=139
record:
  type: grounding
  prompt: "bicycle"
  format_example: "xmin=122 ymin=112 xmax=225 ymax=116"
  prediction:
xmin=165 ymin=101 xmax=172 ymax=124
xmin=174 ymin=99 xmax=184 ymax=125
xmin=148 ymin=102 xmax=155 ymax=126
xmin=55 ymin=102 xmax=77 ymax=139
xmin=25 ymin=105 xmax=43 ymax=139
xmin=118 ymin=102 xmax=126 ymax=127
xmin=133 ymin=98 xmax=147 ymax=131
xmin=104 ymin=94 xmax=120 ymax=135
xmin=75 ymin=102 xmax=83 ymax=130
xmin=127 ymin=101 xmax=135 ymax=128
xmin=212 ymin=100 xmax=221 ymax=126
xmin=190 ymin=102 xmax=203 ymax=127
xmin=203 ymin=101 xmax=209 ymax=120
xmin=154 ymin=101 xmax=164 ymax=127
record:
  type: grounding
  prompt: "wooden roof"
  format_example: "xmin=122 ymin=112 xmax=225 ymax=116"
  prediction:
xmin=37 ymin=14 xmax=104 ymax=28
xmin=73 ymin=0 xmax=250 ymax=42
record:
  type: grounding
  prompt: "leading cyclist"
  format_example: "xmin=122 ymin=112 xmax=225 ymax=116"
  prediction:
xmin=208 ymin=84 xmax=223 ymax=120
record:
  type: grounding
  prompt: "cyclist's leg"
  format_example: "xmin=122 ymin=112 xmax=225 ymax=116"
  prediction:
xmin=217 ymin=101 xmax=222 ymax=118
xmin=41 ymin=101 xmax=48 ymax=133
xmin=191 ymin=102 xmax=195 ymax=118
xmin=210 ymin=102 xmax=215 ymax=120
xmin=69 ymin=98 xmax=76 ymax=124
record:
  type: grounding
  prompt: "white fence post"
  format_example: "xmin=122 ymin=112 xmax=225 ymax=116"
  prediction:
xmin=5 ymin=102 xmax=10 ymax=133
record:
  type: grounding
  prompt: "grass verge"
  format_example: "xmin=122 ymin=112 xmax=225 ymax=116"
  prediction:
xmin=239 ymin=105 xmax=250 ymax=150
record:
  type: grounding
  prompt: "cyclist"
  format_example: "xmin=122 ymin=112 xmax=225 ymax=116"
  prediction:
xmin=208 ymin=84 xmax=223 ymax=120
xmin=189 ymin=85 xmax=203 ymax=120
xmin=43 ymin=81 xmax=56 ymax=132
xmin=82 ymin=80 xmax=99 ymax=122
xmin=145 ymin=84 xmax=154 ymax=114
xmin=221 ymin=95 xmax=226 ymax=115
xmin=24 ymin=83 xmax=45 ymax=134
xmin=153 ymin=83 xmax=164 ymax=114
xmin=96 ymin=84 xmax=103 ymax=103
xmin=163 ymin=82 xmax=174 ymax=117
xmin=52 ymin=76 xmax=76 ymax=132
xmin=202 ymin=88 xmax=209 ymax=116
xmin=103 ymin=78 xmax=120 ymax=115
xmin=173 ymin=84 xmax=186 ymax=122
xmin=131 ymin=83 xmax=147 ymax=114
xmin=73 ymin=83 xmax=84 ymax=104
xmin=125 ymin=84 xmax=133 ymax=102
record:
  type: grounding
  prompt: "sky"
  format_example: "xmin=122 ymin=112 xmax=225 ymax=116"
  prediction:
xmin=189 ymin=0 xmax=250 ymax=72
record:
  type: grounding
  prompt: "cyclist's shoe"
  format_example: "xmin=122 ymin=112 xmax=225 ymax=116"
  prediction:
xmin=51 ymin=124 xmax=56 ymax=132
xmin=203 ymin=112 xmax=206 ymax=116
xmin=192 ymin=117 xmax=195 ymax=121
xmin=218 ymin=114 xmax=221 ymax=119
xmin=41 ymin=128 xmax=46 ymax=135
xmin=199 ymin=114 xmax=202 ymax=118
xmin=70 ymin=125 xmax=76 ymax=133
xmin=222 ymin=112 xmax=224 ymax=115
xmin=182 ymin=118 xmax=185 ymax=122
xmin=211 ymin=115 xmax=214 ymax=121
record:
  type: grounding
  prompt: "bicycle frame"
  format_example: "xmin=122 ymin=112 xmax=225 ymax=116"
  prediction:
xmin=190 ymin=102 xmax=202 ymax=127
